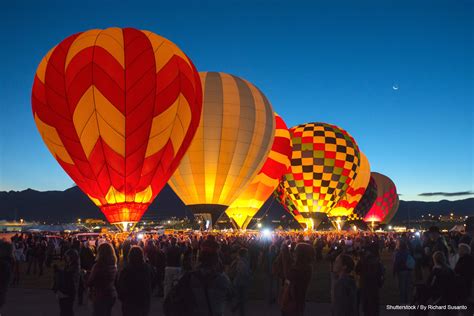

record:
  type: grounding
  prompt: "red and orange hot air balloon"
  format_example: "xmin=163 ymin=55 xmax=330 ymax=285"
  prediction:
xmin=363 ymin=172 xmax=399 ymax=229
xmin=31 ymin=27 xmax=202 ymax=230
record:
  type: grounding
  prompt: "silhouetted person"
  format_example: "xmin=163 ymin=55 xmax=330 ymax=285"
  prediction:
xmin=117 ymin=246 xmax=156 ymax=316
xmin=231 ymin=248 xmax=251 ymax=316
xmin=332 ymin=254 xmax=357 ymax=316
xmin=0 ymin=241 xmax=13 ymax=314
xmin=190 ymin=239 xmax=233 ymax=316
xmin=87 ymin=243 xmax=117 ymax=316
xmin=356 ymin=243 xmax=384 ymax=316
xmin=78 ymin=242 xmax=95 ymax=305
xmin=53 ymin=249 xmax=80 ymax=316
xmin=280 ymin=243 xmax=314 ymax=316
xmin=426 ymin=251 xmax=457 ymax=315
xmin=454 ymin=244 xmax=473 ymax=312
xmin=164 ymin=237 xmax=182 ymax=297
xmin=393 ymin=241 xmax=413 ymax=304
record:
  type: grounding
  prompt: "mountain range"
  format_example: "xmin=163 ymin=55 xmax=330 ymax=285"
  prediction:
xmin=0 ymin=186 xmax=473 ymax=223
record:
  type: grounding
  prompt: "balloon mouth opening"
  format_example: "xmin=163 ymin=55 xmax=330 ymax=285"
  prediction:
xmin=101 ymin=203 xmax=149 ymax=229
xmin=112 ymin=222 xmax=137 ymax=232
xmin=328 ymin=216 xmax=347 ymax=231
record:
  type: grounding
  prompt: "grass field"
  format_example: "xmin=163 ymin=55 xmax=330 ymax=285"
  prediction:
xmin=13 ymin=249 xmax=401 ymax=304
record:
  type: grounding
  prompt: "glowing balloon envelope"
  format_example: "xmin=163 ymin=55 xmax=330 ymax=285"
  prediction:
xmin=363 ymin=172 xmax=398 ymax=225
xmin=32 ymin=27 xmax=202 ymax=230
xmin=168 ymin=72 xmax=275 ymax=227
xmin=225 ymin=113 xmax=292 ymax=229
xmin=274 ymin=181 xmax=306 ymax=227
xmin=281 ymin=122 xmax=361 ymax=229
xmin=328 ymin=152 xmax=370 ymax=228
xmin=349 ymin=175 xmax=378 ymax=221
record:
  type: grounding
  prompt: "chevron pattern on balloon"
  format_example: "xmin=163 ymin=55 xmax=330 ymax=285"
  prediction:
xmin=31 ymin=27 xmax=202 ymax=224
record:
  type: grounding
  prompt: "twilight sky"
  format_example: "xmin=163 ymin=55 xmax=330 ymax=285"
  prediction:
xmin=0 ymin=0 xmax=473 ymax=202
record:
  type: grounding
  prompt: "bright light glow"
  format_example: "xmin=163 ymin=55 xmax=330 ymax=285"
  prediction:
xmin=262 ymin=228 xmax=271 ymax=238
xmin=415 ymin=231 xmax=420 ymax=237
xmin=121 ymin=222 xmax=129 ymax=231
xmin=257 ymin=223 xmax=262 ymax=228
xmin=388 ymin=225 xmax=393 ymax=230
xmin=167 ymin=220 xmax=171 ymax=224
xmin=353 ymin=225 xmax=357 ymax=231
xmin=137 ymin=233 xmax=144 ymax=240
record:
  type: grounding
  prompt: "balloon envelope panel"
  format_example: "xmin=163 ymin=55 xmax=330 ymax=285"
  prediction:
xmin=168 ymin=72 xmax=275 ymax=216
xmin=226 ymin=113 xmax=292 ymax=229
xmin=329 ymin=152 xmax=370 ymax=218
xmin=281 ymin=123 xmax=360 ymax=218
xmin=274 ymin=182 xmax=305 ymax=226
xmin=32 ymin=27 xmax=202 ymax=225
xmin=363 ymin=172 xmax=398 ymax=223
xmin=350 ymin=176 xmax=377 ymax=220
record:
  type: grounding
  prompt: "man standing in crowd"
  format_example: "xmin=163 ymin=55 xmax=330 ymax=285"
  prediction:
xmin=332 ymin=254 xmax=357 ymax=316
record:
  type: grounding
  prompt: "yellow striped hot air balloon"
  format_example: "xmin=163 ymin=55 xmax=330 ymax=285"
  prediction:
xmin=226 ymin=113 xmax=292 ymax=229
xmin=168 ymin=72 xmax=275 ymax=228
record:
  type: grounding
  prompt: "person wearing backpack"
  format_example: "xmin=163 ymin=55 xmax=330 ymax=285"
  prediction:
xmin=163 ymin=238 xmax=232 ymax=316
xmin=393 ymin=241 xmax=414 ymax=304
xmin=426 ymin=251 xmax=457 ymax=313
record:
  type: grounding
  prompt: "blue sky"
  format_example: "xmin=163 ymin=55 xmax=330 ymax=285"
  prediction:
xmin=0 ymin=0 xmax=472 ymax=201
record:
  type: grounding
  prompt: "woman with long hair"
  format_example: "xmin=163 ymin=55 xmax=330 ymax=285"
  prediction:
xmin=87 ymin=243 xmax=117 ymax=316
xmin=117 ymin=246 xmax=156 ymax=316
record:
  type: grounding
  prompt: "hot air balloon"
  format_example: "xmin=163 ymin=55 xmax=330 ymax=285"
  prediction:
xmin=225 ymin=113 xmax=292 ymax=229
xmin=281 ymin=123 xmax=360 ymax=230
xmin=348 ymin=175 xmax=378 ymax=221
xmin=382 ymin=194 xmax=399 ymax=224
xmin=274 ymin=182 xmax=306 ymax=228
xmin=363 ymin=172 xmax=398 ymax=230
xmin=32 ymin=28 xmax=202 ymax=230
xmin=168 ymin=72 xmax=275 ymax=229
xmin=328 ymin=152 xmax=370 ymax=229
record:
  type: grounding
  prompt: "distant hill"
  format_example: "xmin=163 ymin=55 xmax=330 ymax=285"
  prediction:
xmin=0 ymin=186 xmax=473 ymax=223
xmin=391 ymin=199 xmax=474 ymax=222
xmin=0 ymin=185 xmax=188 ymax=222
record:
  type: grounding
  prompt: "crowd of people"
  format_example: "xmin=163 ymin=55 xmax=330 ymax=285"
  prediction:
xmin=0 ymin=226 xmax=472 ymax=316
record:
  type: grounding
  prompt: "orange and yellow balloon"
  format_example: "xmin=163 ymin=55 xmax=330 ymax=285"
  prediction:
xmin=226 ymin=113 xmax=292 ymax=229
xmin=328 ymin=152 xmax=370 ymax=229
xmin=168 ymin=72 xmax=275 ymax=227
xmin=32 ymin=28 xmax=202 ymax=230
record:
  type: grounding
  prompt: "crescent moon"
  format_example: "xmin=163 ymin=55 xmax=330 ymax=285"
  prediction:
xmin=392 ymin=85 xmax=399 ymax=90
